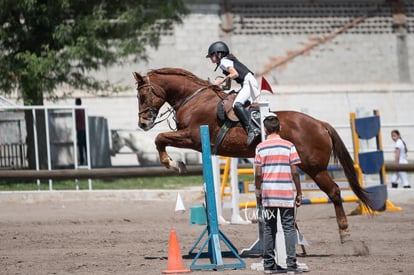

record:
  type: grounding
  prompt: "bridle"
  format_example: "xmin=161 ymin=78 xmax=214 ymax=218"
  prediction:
xmin=136 ymin=76 xmax=165 ymax=115
xmin=136 ymin=76 xmax=176 ymax=129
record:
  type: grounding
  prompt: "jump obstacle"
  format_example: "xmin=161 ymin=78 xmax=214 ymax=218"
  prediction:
xmin=349 ymin=109 xmax=401 ymax=214
xmin=188 ymin=125 xmax=246 ymax=271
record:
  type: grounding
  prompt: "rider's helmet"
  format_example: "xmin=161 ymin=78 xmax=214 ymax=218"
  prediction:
xmin=206 ymin=41 xmax=229 ymax=58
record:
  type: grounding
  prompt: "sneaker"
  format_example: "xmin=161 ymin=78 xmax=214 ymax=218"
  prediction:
xmin=264 ymin=268 xmax=287 ymax=274
xmin=274 ymin=266 xmax=288 ymax=273
xmin=287 ymin=266 xmax=309 ymax=274
xmin=404 ymin=185 xmax=411 ymax=189
xmin=263 ymin=265 xmax=287 ymax=274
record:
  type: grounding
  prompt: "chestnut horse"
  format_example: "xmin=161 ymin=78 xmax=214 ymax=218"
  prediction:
xmin=133 ymin=67 xmax=371 ymax=242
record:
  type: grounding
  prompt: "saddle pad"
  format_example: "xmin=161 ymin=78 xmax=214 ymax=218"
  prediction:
xmin=217 ymin=94 xmax=239 ymax=122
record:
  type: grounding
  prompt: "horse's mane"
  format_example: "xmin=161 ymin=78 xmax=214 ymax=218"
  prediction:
xmin=149 ymin=67 xmax=222 ymax=92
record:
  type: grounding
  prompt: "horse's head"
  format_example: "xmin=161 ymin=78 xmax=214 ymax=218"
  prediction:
xmin=133 ymin=72 xmax=166 ymax=131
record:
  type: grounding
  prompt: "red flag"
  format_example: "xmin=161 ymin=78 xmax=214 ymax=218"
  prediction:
xmin=260 ymin=77 xmax=273 ymax=94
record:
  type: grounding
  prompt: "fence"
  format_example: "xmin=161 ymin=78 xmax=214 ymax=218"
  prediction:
xmin=0 ymin=143 xmax=28 ymax=169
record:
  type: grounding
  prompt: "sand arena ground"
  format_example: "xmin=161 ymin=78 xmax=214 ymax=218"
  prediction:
xmin=0 ymin=189 xmax=413 ymax=275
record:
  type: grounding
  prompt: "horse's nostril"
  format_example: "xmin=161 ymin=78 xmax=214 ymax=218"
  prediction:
xmin=139 ymin=122 xmax=147 ymax=129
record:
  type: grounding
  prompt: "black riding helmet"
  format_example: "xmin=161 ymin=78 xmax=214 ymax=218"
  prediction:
xmin=206 ymin=41 xmax=229 ymax=58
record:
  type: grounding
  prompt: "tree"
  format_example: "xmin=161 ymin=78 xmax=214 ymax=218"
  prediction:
xmin=0 ymin=0 xmax=188 ymax=169
xmin=0 ymin=0 xmax=188 ymax=104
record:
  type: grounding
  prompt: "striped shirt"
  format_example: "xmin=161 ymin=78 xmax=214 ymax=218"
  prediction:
xmin=254 ymin=134 xmax=301 ymax=208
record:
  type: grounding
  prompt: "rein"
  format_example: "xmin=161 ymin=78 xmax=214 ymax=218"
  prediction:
xmin=154 ymin=107 xmax=177 ymax=130
xmin=167 ymin=85 xmax=215 ymax=130
xmin=174 ymin=86 xmax=211 ymax=110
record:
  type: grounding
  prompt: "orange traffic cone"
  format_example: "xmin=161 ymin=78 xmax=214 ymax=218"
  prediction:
xmin=162 ymin=230 xmax=191 ymax=274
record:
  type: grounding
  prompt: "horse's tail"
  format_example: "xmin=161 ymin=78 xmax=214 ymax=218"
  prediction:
xmin=325 ymin=123 xmax=372 ymax=209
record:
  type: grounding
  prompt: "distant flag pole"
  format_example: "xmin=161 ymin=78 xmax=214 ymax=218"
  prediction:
xmin=260 ymin=77 xmax=273 ymax=94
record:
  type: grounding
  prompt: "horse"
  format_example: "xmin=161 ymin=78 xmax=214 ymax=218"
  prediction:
xmin=132 ymin=67 xmax=372 ymax=243
xmin=110 ymin=129 xmax=201 ymax=166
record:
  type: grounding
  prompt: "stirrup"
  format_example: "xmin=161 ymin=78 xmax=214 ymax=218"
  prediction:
xmin=247 ymin=129 xmax=260 ymax=146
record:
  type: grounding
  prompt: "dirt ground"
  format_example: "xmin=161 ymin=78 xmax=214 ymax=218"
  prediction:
xmin=1 ymin=195 xmax=413 ymax=275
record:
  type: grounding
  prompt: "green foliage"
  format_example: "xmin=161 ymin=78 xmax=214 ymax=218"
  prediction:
xmin=0 ymin=0 xmax=188 ymax=104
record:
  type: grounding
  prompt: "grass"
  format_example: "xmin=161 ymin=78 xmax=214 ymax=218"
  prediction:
xmin=0 ymin=175 xmax=254 ymax=191
xmin=0 ymin=176 xmax=204 ymax=191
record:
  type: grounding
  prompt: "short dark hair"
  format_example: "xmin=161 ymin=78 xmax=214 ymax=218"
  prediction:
xmin=75 ymin=98 xmax=82 ymax=105
xmin=263 ymin=116 xmax=280 ymax=134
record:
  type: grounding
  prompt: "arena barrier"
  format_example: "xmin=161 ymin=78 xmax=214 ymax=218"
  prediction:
xmin=0 ymin=166 xmax=204 ymax=180
xmin=0 ymin=163 xmax=409 ymax=181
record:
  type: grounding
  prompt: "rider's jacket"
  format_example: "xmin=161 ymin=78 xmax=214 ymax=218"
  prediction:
xmin=221 ymin=57 xmax=253 ymax=85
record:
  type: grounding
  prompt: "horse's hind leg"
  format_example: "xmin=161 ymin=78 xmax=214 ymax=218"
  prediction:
xmin=314 ymin=170 xmax=350 ymax=243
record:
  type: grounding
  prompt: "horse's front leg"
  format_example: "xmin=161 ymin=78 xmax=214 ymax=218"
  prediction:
xmin=155 ymin=131 xmax=196 ymax=174
xmin=158 ymin=148 xmax=187 ymax=174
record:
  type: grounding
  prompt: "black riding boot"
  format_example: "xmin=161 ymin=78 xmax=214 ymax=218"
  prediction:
xmin=234 ymin=102 xmax=261 ymax=146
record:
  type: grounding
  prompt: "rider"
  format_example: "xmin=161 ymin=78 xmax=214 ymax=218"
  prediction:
xmin=206 ymin=41 xmax=260 ymax=146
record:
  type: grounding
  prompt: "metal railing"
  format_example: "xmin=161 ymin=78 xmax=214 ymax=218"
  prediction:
xmin=0 ymin=143 xmax=28 ymax=169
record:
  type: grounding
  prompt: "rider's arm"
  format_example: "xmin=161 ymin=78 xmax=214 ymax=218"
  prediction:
xmin=215 ymin=66 xmax=239 ymax=85
xmin=226 ymin=66 xmax=239 ymax=81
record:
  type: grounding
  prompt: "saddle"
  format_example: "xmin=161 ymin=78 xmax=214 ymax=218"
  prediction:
xmin=213 ymin=92 xmax=261 ymax=154
xmin=217 ymin=92 xmax=260 ymax=125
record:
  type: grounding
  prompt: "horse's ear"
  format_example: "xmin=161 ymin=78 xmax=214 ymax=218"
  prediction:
xmin=132 ymin=72 xmax=144 ymax=84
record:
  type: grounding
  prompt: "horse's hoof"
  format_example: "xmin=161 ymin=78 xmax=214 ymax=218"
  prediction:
xmin=340 ymin=229 xmax=351 ymax=244
xmin=177 ymin=161 xmax=187 ymax=174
